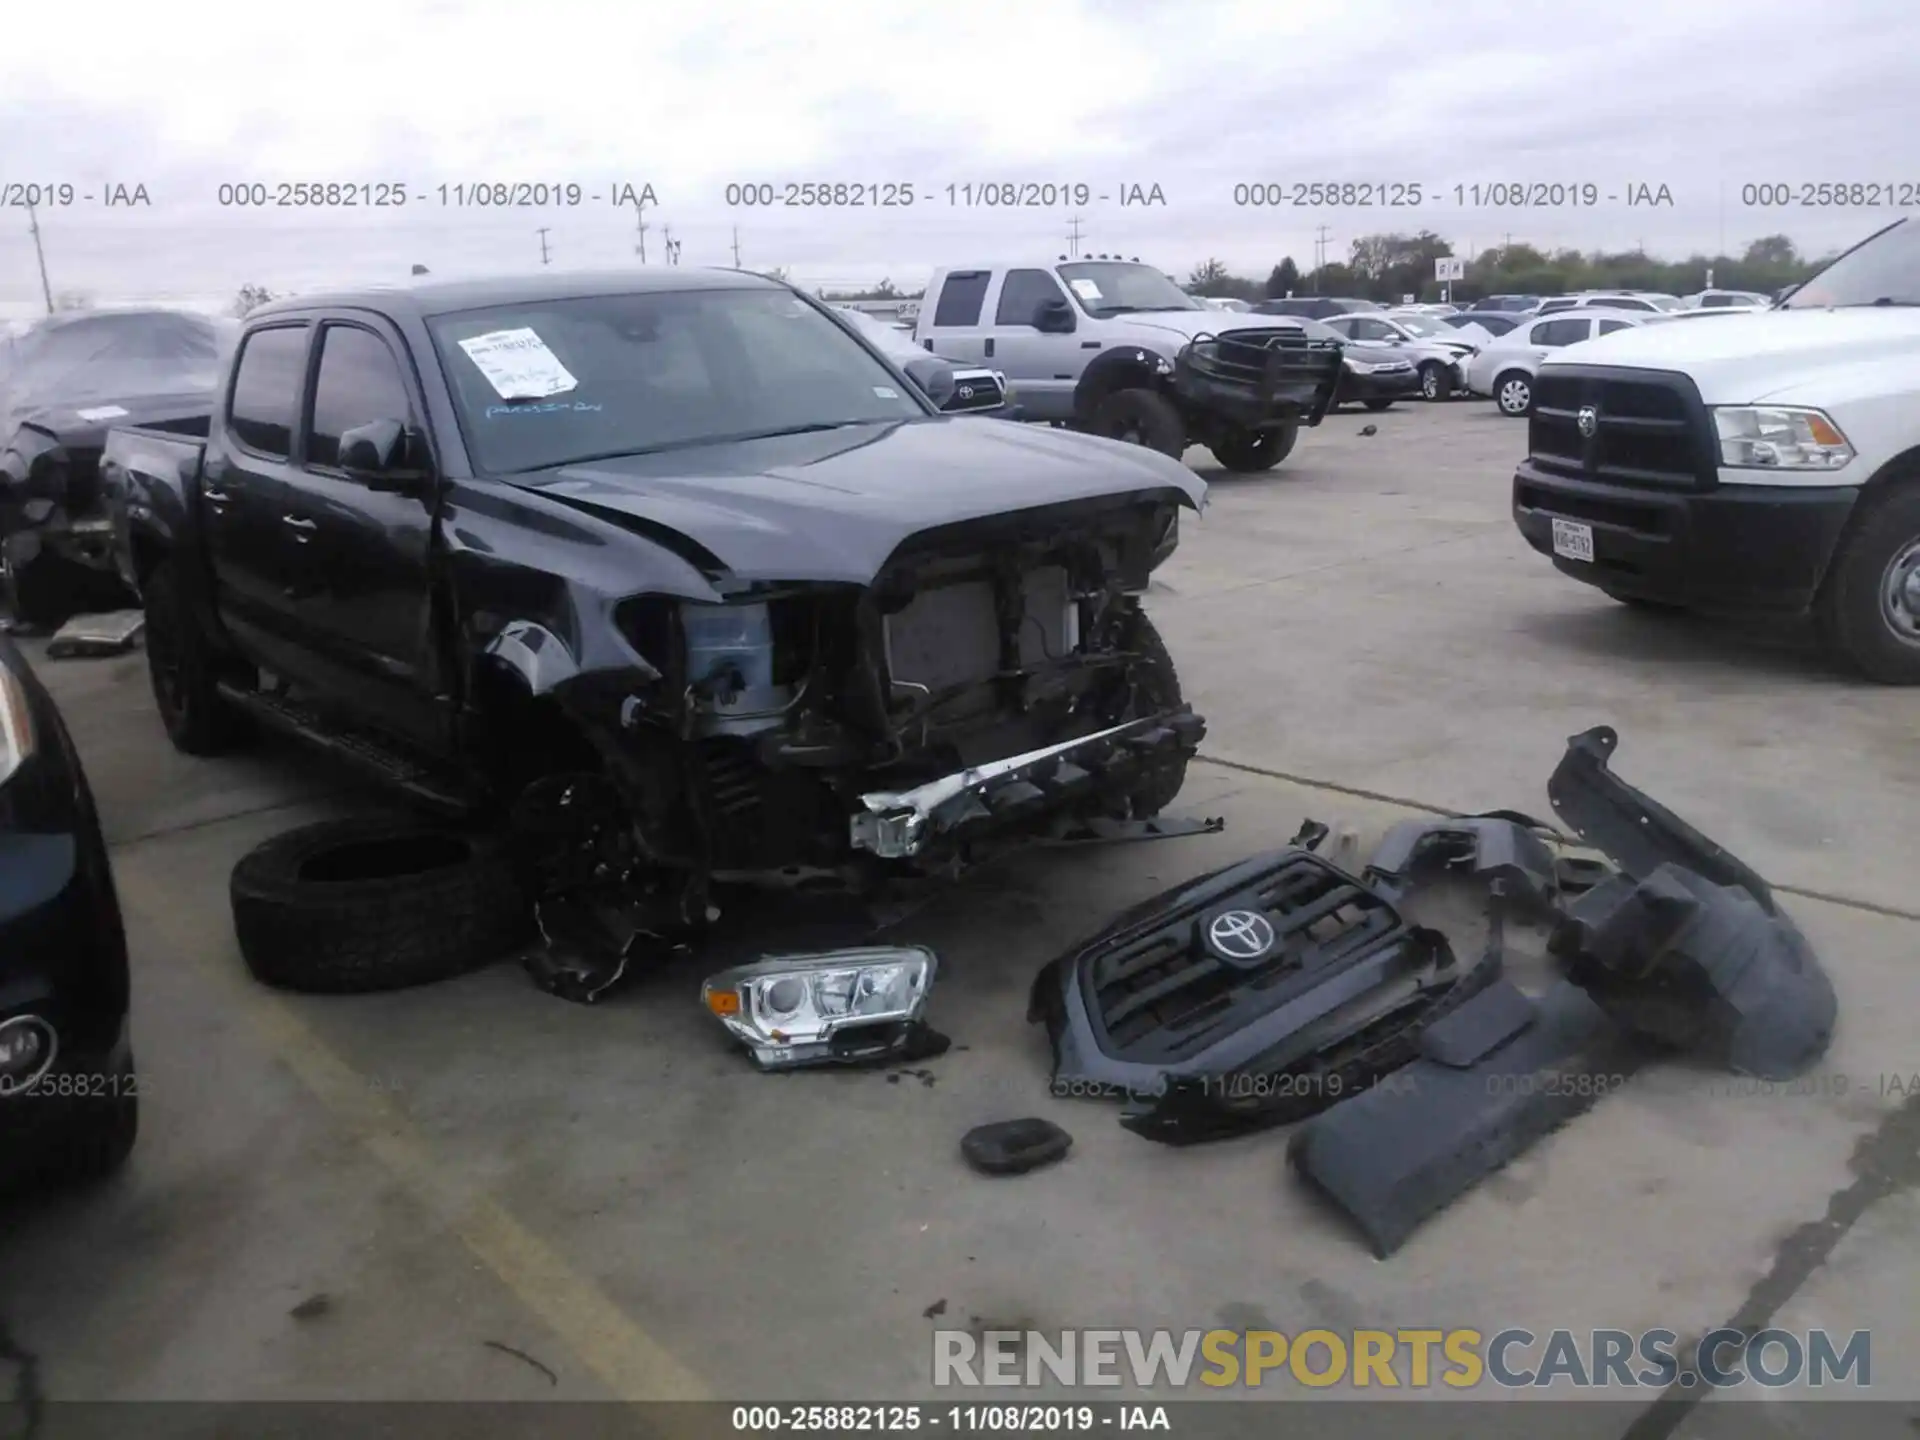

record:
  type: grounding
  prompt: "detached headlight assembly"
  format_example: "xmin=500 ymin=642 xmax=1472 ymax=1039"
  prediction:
xmin=702 ymin=945 xmax=938 ymax=1069
xmin=1713 ymin=407 xmax=1854 ymax=470
xmin=0 ymin=654 xmax=37 ymax=788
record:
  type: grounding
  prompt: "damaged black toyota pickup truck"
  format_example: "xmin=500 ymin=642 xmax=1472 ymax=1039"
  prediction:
xmin=104 ymin=271 xmax=1208 ymax=944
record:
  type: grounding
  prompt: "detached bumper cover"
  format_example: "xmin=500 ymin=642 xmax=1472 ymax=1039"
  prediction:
xmin=850 ymin=709 xmax=1205 ymax=859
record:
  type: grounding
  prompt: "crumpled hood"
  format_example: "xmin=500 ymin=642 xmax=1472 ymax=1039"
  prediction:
xmin=519 ymin=416 xmax=1207 ymax=585
xmin=1542 ymin=308 xmax=1920 ymax=403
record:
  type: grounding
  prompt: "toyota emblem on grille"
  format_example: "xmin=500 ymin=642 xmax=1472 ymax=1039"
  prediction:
xmin=1577 ymin=405 xmax=1599 ymax=438
xmin=957 ymin=385 xmax=975 ymax=400
xmin=1207 ymin=909 xmax=1276 ymax=963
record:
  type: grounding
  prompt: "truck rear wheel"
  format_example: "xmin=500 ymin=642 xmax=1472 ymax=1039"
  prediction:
xmin=1090 ymin=388 xmax=1187 ymax=458
xmin=1209 ymin=423 xmax=1297 ymax=473
xmin=143 ymin=558 xmax=253 ymax=754
xmin=1817 ymin=485 xmax=1920 ymax=684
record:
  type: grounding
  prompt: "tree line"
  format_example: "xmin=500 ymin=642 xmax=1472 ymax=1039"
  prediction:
xmin=1184 ymin=230 xmax=1831 ymax=303
xmin=813 ymin=230 xmax=1836 ymax=304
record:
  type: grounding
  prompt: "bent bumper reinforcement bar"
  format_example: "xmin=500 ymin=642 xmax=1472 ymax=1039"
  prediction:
xmin=849 ymin=711 xmax=1200 ymax=859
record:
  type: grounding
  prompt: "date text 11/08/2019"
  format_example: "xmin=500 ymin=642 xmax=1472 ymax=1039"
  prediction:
xmin=1231 ymin=182 xmax=1676 ymax=208
xmin=731 ymin=1405 xmax=1167 ymax=1431
xmin=723 ymin=183 xmax=1167 ymax=209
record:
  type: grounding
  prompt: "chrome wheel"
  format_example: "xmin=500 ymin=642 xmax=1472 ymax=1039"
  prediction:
xmin=1496 ymin=375 xmax=1531 ymax=416
xmin=1879 ymin=537 xmax=1920 ymax=647
xmin=1421 ymin=365 xmax=1445 ymax=401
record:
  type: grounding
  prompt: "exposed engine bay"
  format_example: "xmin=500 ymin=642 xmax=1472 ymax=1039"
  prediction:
xmin=522 ymin=499 xmax=1208 ymax=999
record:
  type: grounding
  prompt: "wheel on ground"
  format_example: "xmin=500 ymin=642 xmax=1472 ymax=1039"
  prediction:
xmin=1494 ymin=371 xmax=1533 ymax=417
xmin=142 ymin=558 xmax=252 ymax=755
xmin=2 ymin=546 xmax=98 ymax=630
xmin=230 ymin=815 xmax=534 ymax=993
xmin=1419 ymin=363 xmax=1452 ymax=402
xmin=1208 ymin=423 xmax=1297 ymax=473
xmin=1117 ymin=611 xmax=1190 ymax=818
xmin=1089 ymin=387 xmax=1188 ymax=457
xmin=1363 ymin=399 xmax=1395 ymax=412
xmin=1815 ymin=485 xmax=1920 ymax=684
xmin=5 ymin=1048 xmax=140 ymax=1194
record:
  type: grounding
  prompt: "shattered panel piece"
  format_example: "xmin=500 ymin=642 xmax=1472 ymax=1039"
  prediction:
xmin=1362 ymin=815 xmax=1560 ymax=915
xmin=1553 ymin=865 xmax=1837 ymax=1080
xmin=45 ymin=608 xmax=144 ymax=658
xmin=1287 ymin=979 xmax=1645 ymax=1258
xmin=1545 ymin=726 xmax=1837 ymax=1079
xmin=961 ymin=1118 xmax=1072 ymax=1176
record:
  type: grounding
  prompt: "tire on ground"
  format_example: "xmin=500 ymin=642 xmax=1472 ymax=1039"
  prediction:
xmin=4 ymin=1050 xmax=139 ymax=1195
xmin=1816 ymin=483 xmax=1920 ymax=684
xmin=1089 ymin=387 xmax=1188 ymax=458
xmin=1419 ymin=363 xmax=1452 ymax=401
xmin=1120 ymin=611 xmax=1191 ymax=818
xmin=231 ymin=815 xmax=533 ymax=993
xmin=1209 ymin=422 xmax=1297 ymax=473
xmin=1494 ymin=371 xmax=1533 ymax=417
xmin=142 ymin=558 xmax=252 ymax=755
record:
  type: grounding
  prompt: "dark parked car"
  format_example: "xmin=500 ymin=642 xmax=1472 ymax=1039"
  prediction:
xmin=0 ymin=309 xmax=236 ymax=629
xmin=1254 ymin=297 xmax=1383 ymax=320
xmin=1470 ymin=295 xmax=1542 ymax=313
xmin=103 ymin=270 xmax=1211 ymax=983
xmin=1271 ymin=318 xmax=1418 ymax=411
xmin=0 ymin=632 xmax=139 ymax=1192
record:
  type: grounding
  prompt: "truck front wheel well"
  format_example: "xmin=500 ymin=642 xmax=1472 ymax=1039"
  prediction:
xmin=1814 ymin=447 xmax=1920 ymax=597
xmin=1073 ymin=351 xmax=1174 ymax=424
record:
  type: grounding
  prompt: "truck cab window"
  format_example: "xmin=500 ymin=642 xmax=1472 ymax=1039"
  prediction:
xmin=228 ymin=325 xmax=309 ymax=458
xmin=994 ymin=269 xmax=1067 ymax=325
xmin=309 ymin=327 xmax=413 ymax=469
xmin=931 ymin=272 xmax=991 ymax=327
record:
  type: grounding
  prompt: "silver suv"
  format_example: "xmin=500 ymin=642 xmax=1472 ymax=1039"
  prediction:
xmin=914 ymin=260 xmax=1344 ymax=473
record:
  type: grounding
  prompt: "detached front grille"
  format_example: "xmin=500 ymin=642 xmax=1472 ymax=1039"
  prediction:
xmin=1083 ymin=851 xmax=1413 ymax=1062
xmin=1529 ymin=367 xmax=1713 ymax=490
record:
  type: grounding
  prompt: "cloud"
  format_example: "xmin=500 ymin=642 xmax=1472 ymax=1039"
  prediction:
xmin=1 ymin=0 xmax=1914 ymax=300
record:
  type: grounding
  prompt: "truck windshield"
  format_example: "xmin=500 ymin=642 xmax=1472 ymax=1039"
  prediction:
xmin=1780 ymin=218 xmax=1920 ymax=309
xmin=1056 ymin=263 xmax=1200 ymax=317
xmin=427 ymin=287 xmax=931 ymax=474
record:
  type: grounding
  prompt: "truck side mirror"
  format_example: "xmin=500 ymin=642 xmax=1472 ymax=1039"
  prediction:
xmin=1033 ymin=299 xmax=1076 ymax=334
xmin=339 ymin=419 xmax=429 ymax=493
xmin=903 ymin=356 xmax=957 ymax=409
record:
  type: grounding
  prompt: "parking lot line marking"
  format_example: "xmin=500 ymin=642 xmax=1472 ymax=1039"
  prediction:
xmin=1194 ymin=753 xmax=1920 ymax=924
xmin=127 ymin=875 xmax=712 ymax=1403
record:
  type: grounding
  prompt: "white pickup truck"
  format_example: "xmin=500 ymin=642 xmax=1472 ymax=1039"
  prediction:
xmin=912 ymin=259 xmax=1344 ymax=472
xmin=1512 ymin=216 xmax=1920 ymax=682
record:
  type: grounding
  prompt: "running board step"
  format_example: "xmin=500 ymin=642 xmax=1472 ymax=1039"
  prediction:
xmin=214 ymin=682 xmax=483 ymax=817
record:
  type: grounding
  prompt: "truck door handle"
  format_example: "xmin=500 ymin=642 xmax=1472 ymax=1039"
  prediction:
xmin=984 ymin=338 xmax=995 ymax=358
xmin=203 ymin=487 xmax=233 ymax=504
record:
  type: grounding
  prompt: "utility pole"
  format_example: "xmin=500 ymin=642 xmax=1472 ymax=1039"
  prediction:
xmin=1065 ymin=215 xmax=1085 ymax=258
xmin=1311 ymin=225 xmax=1333 ymax=291
xmin=663 ymin=227 xmax=681 ymax=265
xmin=633 ymin=194 xmax=651 ymax=262
xmin=731 ymin=226 xmax=742 ymax=267
xmin=537 ymin=228 xmax=551 ymax=265
xmin=26 ymin=200 xmax=54 ymax=315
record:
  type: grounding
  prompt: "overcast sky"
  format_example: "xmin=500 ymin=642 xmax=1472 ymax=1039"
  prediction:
xmin=3 ymin=0 xmax=1916 ymax=305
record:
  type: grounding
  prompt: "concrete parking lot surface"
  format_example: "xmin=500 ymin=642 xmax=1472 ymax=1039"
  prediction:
xmin=3 ymin=402 xmax=1915 ymax=1433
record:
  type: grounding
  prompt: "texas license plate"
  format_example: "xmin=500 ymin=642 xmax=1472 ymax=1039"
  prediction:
xmin=1551 ymin=518 xmax=1595 ymax=563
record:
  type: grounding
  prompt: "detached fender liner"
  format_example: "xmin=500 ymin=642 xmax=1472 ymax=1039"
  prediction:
xmin=230 ymin=815 xmax=533 ymax=993
xmin=1287 ymin=978 xmax=1649 ymax=1258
